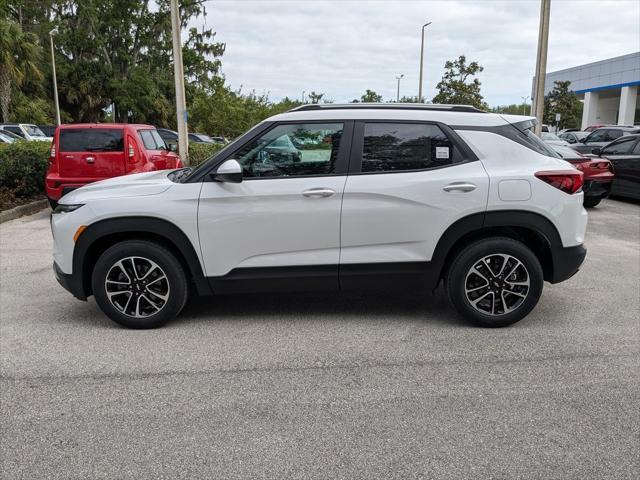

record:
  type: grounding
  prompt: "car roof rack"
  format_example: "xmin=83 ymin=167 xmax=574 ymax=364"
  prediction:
xmin=288 ymin=103 xmax=486 ymax=113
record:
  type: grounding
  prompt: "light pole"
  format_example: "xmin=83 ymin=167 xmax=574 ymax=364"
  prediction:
xmin=170 ymin=0 xmax=189 ymax=164
xmin=521 ymin=95 xmax=530 ymax=115
xmin=418 ymin=21 xmax=431 ymax=103
xmin=395 ymin=74 xmax=404 ymax=102
xmin=532 ymin=0 xmax=551 ymax=135
xmin=49 ymin=27 xmax=61 ymax=126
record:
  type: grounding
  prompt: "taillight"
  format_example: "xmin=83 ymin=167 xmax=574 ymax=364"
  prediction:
xmin=535 ymin=170 xmax=583 ymax=194
xmin=128 ymin=144 xmax=137 ymax=164
xmin=50 ymin=144 xmax=56 ymax=158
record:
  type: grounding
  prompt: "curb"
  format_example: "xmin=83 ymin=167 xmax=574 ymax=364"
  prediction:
xmin=0 ymin=199 xmax=49 ymax=224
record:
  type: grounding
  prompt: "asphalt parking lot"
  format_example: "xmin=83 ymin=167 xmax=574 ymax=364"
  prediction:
xmin=1 ymin=199 xmax=638 ymax=479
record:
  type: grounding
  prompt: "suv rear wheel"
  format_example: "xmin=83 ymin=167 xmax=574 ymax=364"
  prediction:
xmin=92 ymin=240 xmax=188 ymax=329
xmin=446 ymin=237 xmax=544 ymax=327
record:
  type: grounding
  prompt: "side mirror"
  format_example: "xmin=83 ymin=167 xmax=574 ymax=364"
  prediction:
xmin=592 ymin=147 xmax=602 ymax=156
xmin=211 ymin=159 xmax=242 ymax=183
xmin=168 ymin=143 xmax=177 ymax=152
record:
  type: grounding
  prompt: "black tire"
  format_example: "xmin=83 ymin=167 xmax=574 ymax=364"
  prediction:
xmin=583 ymin=197 xmax=601 ymax=208
xmin=91 ymin=240 xmax=188 ymax=329
xmin=446 ymin=237 xmax=544 ymax=328
xmin=48 ymin=198 xmax=58 ymax=209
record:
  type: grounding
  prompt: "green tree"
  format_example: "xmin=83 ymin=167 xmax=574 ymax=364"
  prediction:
xmin=307 ymin=91 xmax=324 ymax=104
xmin=543 ymin=81 xmax=582 ymax=130
xmin=432 ymin=55 xmax=488 ymax=110
xmin=359 ymin=89 xmax=383 ymax=103
xmin=0 ymin=19 xmax=43 ymax=122
xmin=491 ymin=103 xmax=531 ymax=115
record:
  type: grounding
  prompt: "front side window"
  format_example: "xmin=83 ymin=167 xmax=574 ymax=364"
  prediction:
xmin=602 ymin=136 xmax=636 ymax=155
xmin=234 ymin=123 xmax=343 ymax=178
xmin=361 ymin=123 xmax=458 ymax=173
xmin=59 ymin=129 xmax=124 ymax=152
xmin=23 ymin=124 xmax=46 ymax=137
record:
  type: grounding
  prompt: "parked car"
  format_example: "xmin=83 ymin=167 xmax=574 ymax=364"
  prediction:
xmin=541 ymin=132 xmax=570 ymax=146
xmin=38 ymin=125 xmax=57 ymax=137
xmin=51 ymin=104 xmax=587 ymax=329
xmin=584 ymin=124 xmax=607 ymax=132
xmin=46 ymin=123 xmax=183 ymax=208
xmin=188 ymin=133 xmax=223 ymax=144
xmin=558 ymin=131 xmax=589 ymax=144
xmin=570 ymin=126 xmax=640 ymax=154
xmin=0 ymin=123 xmax=52 ymax=142
xmin=551 ymin=145 xmax=613 ymax=208
xmin=559 ymin=128 xmax=581 ymax=134
xmin=0 ymin=130 xmax=19 ymax=144
xmin=590 ymin=134 xmax=640 ymax=201
xmin=156 ymin=128 xmax=179 ymax=150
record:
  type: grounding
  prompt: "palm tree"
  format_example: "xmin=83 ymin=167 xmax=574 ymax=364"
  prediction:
xmin=0 ymin=20 xmax=43 ymax=122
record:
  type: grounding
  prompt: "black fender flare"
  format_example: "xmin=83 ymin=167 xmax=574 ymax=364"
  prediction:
xmin=72 ymin=216 xmax=211 ymax=300
xmin=428 ymin=210 xmax=564 ymax=288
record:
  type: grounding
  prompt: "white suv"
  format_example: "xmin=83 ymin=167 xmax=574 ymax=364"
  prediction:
xmin=51 ymin=104 xmax=587 ymax=329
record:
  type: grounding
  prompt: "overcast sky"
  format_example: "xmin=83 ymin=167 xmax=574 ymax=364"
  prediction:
xmin=192 ymin=0 xmax=640 ymax=106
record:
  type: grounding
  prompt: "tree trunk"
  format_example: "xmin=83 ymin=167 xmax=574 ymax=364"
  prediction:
xmin=0 ymin=67 xmax=11 ymax=123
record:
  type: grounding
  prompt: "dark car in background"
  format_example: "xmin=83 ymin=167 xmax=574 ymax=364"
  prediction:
xmin=570 ymin=126 xmax=640 ymax=155
xmin=188 ymin=132 xmax=225 ymax=144
xmin=38 ymin=125 xmax=57 ymax=137
xmin=590 ymin=134 xmax=640 ymax=201
xmin=552 ymin=145 xmax=614 ymax=208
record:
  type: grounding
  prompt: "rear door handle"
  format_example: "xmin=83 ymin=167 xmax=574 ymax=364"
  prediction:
xmin=302 ymin=188 xmax=335 ymax=198
xmin=443 ymin=182 xmax=476 ymax=192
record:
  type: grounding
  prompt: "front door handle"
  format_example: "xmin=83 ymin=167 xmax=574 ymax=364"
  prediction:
xmin=85 ymin=156 xmax=95 ymax=164
xmin=443 ymin=182 xmax=476 ymax=193
xmin=302 ymin=188 xmax=335 ymax=198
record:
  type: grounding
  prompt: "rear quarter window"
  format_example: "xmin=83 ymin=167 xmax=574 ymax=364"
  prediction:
xmin=59 ymin=129 xmax=124 ymax=152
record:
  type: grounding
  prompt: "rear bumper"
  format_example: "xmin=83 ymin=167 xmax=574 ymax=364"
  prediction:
xmin=584 ymin=179 xmax=612 ymax=200
xmin=53 ymin=262 xmax=87 ymax=301
xmin=550 ymin=244 xmax=587 ymax=283
xmin=45 ymin=176 xmax=104 ymax=201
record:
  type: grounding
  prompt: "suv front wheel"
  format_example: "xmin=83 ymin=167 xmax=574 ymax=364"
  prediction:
xmin=446 ymin=237 xmax=544 ymax=327
xmin=92 ymin=240 xmax=189 ymax=328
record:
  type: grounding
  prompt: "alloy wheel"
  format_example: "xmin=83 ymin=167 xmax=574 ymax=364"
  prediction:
xmin=464 ymin=253 xmax=530 ymax=316
xmin=104 ymin=256 xmax=170 ymax=318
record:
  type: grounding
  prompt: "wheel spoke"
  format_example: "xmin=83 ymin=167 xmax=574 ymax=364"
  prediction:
xmin=141 ymin=294 xmax=162 ymax=312
xmin=503 ymin=286 xmax=527 ymax=298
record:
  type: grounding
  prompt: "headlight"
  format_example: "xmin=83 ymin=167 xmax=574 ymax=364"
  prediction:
xmin=53 ymin=204 xmax=84 ymax=214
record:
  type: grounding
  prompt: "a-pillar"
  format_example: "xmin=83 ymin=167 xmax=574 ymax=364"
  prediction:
xmin=618 ymin=85 xmax=637 ymax=126
xmin=581 ymin=91 xmax=599 ymax=130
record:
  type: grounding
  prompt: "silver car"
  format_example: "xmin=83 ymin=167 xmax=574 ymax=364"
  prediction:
xmin=571 ymin=126 xmax=640 ymax=154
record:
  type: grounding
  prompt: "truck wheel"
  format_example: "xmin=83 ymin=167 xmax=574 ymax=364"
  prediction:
xmin=446 ymin=237 xmax=544 ymax=327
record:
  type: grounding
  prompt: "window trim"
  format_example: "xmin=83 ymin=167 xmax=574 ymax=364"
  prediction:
xmin=348 ymin=119 xmax=479 ymax=175
xmin=190 ymin=120 xmax=354 ymax=182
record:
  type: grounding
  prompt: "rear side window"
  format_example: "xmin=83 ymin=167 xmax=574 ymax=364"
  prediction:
xmin=59 ymin=129 xmax=123 ymax=152
xmin=139 ymin=129 xmax=166 ymax=150
xmin=361 ymin=123 xmax=459 ymax=173
xmin=603 ymin=136 xmax=637 ymax=155
xmin=496 ymin=120 xmax=560 ymax=158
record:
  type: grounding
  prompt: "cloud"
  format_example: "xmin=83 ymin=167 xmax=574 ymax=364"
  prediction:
xmin=192 ymin=0 xmax=640 ymax=106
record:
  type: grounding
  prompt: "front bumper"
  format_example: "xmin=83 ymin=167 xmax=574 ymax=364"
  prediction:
xmin=53 ymin=262 xmax=87 ymax=301
xmin=550 ymin=244 xmax=587 ymax=283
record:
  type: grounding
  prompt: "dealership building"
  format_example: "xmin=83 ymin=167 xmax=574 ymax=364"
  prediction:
xmin=533 ymin=52 xmax=639 ymax=129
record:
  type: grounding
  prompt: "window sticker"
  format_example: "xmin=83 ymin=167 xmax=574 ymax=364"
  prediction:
xmin=436 ymin=146 xmax=450 ymax=159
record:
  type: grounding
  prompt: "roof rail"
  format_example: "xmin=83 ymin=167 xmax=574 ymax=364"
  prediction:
xmin=288 ymin=103 xmax=486 ymax=113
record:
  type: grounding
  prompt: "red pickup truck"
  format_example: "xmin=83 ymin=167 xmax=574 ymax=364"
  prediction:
xmin=46 ymin=123 xmax=183 ymax=207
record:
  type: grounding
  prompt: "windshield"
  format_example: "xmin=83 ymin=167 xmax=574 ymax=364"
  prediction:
xmin=184 ymin=122 xmax=267 ymax=182
xmin=574 ymin=132 xmax=589 ymax=139
xmin=0 ymin=131 xmax=15 ymax=143
xmin=23 ymin=124 xmax=46 ymax=137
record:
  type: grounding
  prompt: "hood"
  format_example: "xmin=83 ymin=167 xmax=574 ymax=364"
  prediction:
xmin=60 ymin=170 xmax=175 ymax=204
